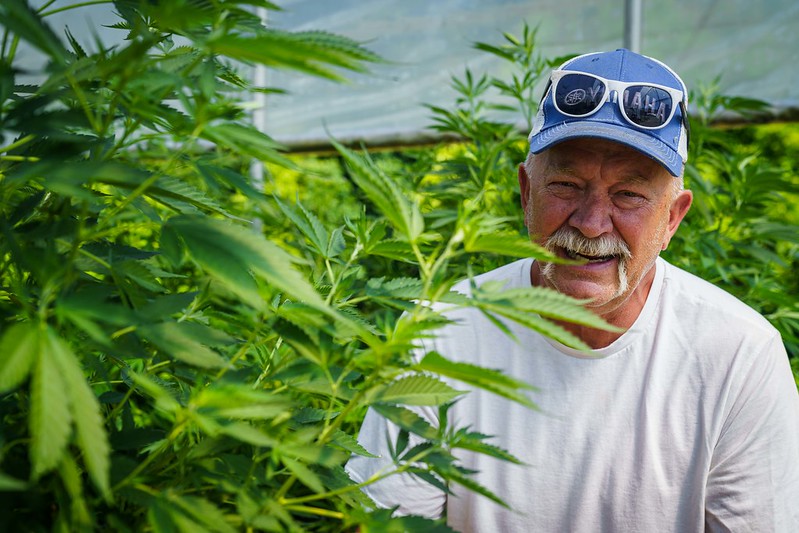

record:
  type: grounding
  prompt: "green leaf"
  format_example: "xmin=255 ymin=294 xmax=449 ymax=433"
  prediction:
xmin=30 ymin=341 xmax=72 ymax=479
xmin=282 ymin=456 xmax=325 ymax=494
xmin=331 ymin=429 xmax=379 ymax=458
xmin=164 ymin=215 xmax=326 ymax=312
xmin=140 ymin=321 xmax=228 ymax=369
xmin=196 ymin=384 xmax=292 ymax=420
xmin=167 ymin=493 xmax=237 ymax=533
xmin=0 ymin=322 xmax=39 ymax=393
xmin=125 ymin=369 xmax=181 ymax=415
xmin=274 ymin=196 xmax=330 ymax=256
xmin=360 ymin=510 xmax=457 ymax=532
xmin=201 ymin=122 xmax=296 ymax=169
xmin=46 ymin=330 xmax=111 ymax=499
xmin=371 ymin=406 xmax=439 ymax=440
xmin=464 ymin=232 xmax=556 ymax=261
xmin=217 ymin=422 xmax=276 ymax=448
xmin=418 ymin=351 xmax=537 ymax=409
xmin=444 ymin=468 xmax=510 ymax=509
xmin=367 ymin=240 xmax=417 ymax=262
xmin=0 ymin=0 xmax=69 ymax=65
xmin=333 ymin=139 xmax=424 ymax=242
xmin=58 ymin=453 xmax=93 ymax=528
xmin=148 ymin=498 xmax=185 ymax=533
xmin=451 ymin=429 xmax=524 ymax=464
xmin=210 ymin=30 xmax=380 ymax=82
xmin=327 ymin=226 xmax=346 ymax=258
xmin=468 ymin=282 xmax=621 ymax=349
xmin=372 ymin=375 xmax=464 ymax=406
xmin=0 ymin=472 xmax=27 ymax=491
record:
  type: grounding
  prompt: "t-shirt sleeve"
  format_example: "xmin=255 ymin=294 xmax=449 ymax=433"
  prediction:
xmin=345 ymin=405 xmax=447 ymax=519
xmin=705 ymin=334 xmax=799 ymax=532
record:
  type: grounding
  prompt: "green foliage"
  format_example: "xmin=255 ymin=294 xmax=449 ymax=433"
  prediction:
xmin=664 ymin=85 xmax=799 ymax=361
xmin=0 ymin=5 xmax=609 ymax=531
xmin=2 ymin=3 xmax=796 ymax=529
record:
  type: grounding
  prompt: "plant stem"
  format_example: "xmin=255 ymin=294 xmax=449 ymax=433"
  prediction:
xmin=279 ymin=446 xmax=435 ymax=506
xmin=282 ymin=505 xmax=344 ymax=520
xmin=0 ymin=134 xmax=36 ymax=154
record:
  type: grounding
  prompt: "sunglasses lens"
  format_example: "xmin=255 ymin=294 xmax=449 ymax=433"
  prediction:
xmin=622 ymin=85 xmax=673 ymax=127
xmin=554 ymin=73 xmax=606 ymax=116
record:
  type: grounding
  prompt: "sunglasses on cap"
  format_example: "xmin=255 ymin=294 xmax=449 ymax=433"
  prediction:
xmin=546 ymin=69 xmax=688 ymax=132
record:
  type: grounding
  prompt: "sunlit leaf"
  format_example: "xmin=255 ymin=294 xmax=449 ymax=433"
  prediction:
xmin=418 ymin=351 xmax=537 ymax=409
xmin=210 ymin=30 xmax=380 ymax=81
xmin=0 ymin=322 xmax=39 ymax=393
xmin=464 ymin=232 xmax=556 ymax=261
xmin=30 ymin=343 xmax=72 ymax=479
xmin=202 ymin=122 xmax=296 ymax=169
xmin=371 ymin=375 xmax=464 ymax=406
xmin=45 ymin=330 xmax=111 ymax=499
xmin=333 ymin=139 xmax=424 ymax=243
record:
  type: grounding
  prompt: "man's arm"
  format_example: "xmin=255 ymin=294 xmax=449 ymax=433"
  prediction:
xmin=345 ymin=406 xmax=447 ymax=519
xmin=705 ymin=335 xmax=799 ymax=532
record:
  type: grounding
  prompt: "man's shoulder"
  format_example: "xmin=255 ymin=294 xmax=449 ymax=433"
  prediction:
xmin=659 ymin=258 xmax=778 ymax=337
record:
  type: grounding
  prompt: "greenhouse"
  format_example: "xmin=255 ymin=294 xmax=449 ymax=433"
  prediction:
xmin=1 ymin=1 xmax=798 ymax=531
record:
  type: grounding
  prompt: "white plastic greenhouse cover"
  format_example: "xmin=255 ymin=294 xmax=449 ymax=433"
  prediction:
xmin=18 ymin=0 xmax=799 ymax=149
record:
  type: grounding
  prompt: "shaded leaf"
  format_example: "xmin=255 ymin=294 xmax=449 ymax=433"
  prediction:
xmin=282 ymin=456 xmax=325 ymax=494
xmin=0 ymin=472 xmax=27 ymax=491
xmin=371 ymin=405 xmax=439 ymax=441
xmin=0 ymin=0 xmax=69 ymax=65
xmin=140 ymin=321 xmax=228 ymax=369
xmin=167 ymin=493 xmax=237 ymax=533
xmin=164 ymin=215 xmax=326 ymax=311
xmin=331 ymin=429 xmax=379 ymax=458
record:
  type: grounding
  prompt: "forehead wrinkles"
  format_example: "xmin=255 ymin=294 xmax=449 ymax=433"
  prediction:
xmin=535 ymin=147 xmax=667 ymax=186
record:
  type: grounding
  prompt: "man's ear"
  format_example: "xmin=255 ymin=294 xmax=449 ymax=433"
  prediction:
xmin=518 ymin=163 xmax=530 ymax=211
xmin=662 ymin=189 xmax=693 ymax=250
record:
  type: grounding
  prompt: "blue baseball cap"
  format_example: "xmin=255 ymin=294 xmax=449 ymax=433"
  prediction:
xmin=528 ymin=49 xmax=689 ymax=177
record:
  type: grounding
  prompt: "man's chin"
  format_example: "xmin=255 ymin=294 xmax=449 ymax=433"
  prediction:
xmin=540 ymin=264 xmax=627 ymax=306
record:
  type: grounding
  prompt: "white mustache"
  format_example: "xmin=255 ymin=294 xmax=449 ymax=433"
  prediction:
xmin=545 ymin=227 xmax=632 ymax=260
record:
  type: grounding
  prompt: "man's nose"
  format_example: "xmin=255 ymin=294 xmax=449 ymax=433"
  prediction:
xmin=568 ymin=196 xmax=614 ymax=239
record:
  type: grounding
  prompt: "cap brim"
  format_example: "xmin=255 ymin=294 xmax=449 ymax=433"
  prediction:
xmin=528 ymin=121 xmax=684 ymax=177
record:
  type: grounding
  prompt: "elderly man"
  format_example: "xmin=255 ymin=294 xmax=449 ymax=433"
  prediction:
xmin=346 ymin=49 xmax=799 ymax=532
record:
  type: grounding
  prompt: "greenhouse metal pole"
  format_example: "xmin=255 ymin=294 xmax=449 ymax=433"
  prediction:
xmin=624 ymin=0 xmax=642 ymax=52
xmin=251 ymin=7 xmax=269 ymax=231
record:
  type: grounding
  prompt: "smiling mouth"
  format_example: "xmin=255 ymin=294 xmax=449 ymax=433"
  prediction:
xmin=561 ymin=248 xmax=618 ymax=263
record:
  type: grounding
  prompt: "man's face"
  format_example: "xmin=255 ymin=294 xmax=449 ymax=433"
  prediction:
xmin=519 ymin=138 xmax=692 ymax=317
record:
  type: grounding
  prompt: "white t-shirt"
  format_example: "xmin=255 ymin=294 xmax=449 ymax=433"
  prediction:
xmin=346 ymin=257 xmax=799 ymax=532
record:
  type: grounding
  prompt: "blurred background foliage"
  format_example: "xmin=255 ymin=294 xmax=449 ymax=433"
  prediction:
xmin=269 ymin=107 xmax=799 ymax=365
xmin=0 ymin=1 xmax=797 ymax=532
